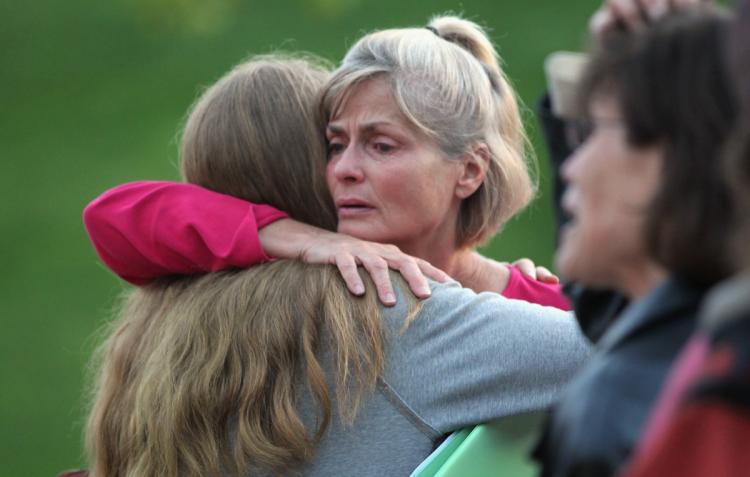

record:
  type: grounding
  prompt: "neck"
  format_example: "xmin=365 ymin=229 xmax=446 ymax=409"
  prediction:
xmin=450 ymin=251 xmax=507 ymax=293
xmin=401 ymin=239 xmax=466 ymax=278
xmin=396 ymin=207 xmax=465 ymax=275
xmin=395 ymin=207 xmax=504 ymax=293
xmin=401 ymin=242 xmax=500 ymax=294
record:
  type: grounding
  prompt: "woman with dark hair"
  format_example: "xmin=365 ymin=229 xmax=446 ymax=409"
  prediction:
xmin=619 ymin=1 xmax=750 ymax=475
xmin=533 ymin=6 xmax=737 ymax=477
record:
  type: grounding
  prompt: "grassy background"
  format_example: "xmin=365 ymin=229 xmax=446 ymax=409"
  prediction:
xmin=1 ymin=0 xmax=600 ymax=474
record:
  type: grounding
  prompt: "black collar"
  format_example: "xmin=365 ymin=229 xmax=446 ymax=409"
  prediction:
xmin=597 ymin=277 xmax=707 ymax=353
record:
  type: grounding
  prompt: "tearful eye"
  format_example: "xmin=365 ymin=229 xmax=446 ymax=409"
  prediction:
xmin=327 ymin=142 xmax=345 ymax=157
xmin=373 ymin=142 xmax=396 ymax=154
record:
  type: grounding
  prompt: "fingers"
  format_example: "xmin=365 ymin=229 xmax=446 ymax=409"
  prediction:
xmin=392 ymin=258 xmax=433 ymax=300
xmin=512 ymin=258 xmax=538 ymax=280
xmin=641 ymin=0 xmax=670 ymax=20
xmin=334 ymin=254 xmax=366 ymax=297
xmin=589 ymin=8 xmax=611 ymax=38
xmin=315 ymin=236 xmax=444 ymax=305
xmin=589 ymin=0 xmax=641 ymax=40
xmin=608 ymin=0 xmax=646 ymax=31
xmin=592 ymin=0 xmax=706 ymax=39
xmin=671 ymin=0 xmax=708 ymax=7
xmin=417 ymin=259 xmax=451 ymax=283
xmin=512 ymin=258 xmax=560 ymax=284
xmin=535 ymin=266 xmax=561 ymax=284
xmin=358 ymin=255 xmax=397 ymax=306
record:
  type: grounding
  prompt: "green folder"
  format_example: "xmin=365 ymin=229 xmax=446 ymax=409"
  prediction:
xmin=411 ymin=422 xmax=510 ymax=477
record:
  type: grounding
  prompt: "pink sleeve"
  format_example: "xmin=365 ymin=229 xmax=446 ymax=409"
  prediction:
xmin=83 ymin=181 xmax=288 ymax=285
xmin=501 ymin=265 xmax=572 ymax=311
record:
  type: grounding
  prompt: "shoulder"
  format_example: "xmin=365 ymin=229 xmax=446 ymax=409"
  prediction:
xmin=382 ymin=277 xmax=568 ymax=323
xmin=701 ymin=273 xmax=750 ymax=329
xmin=382 ymin=277 xmax=588 ymax=368
xmin=378 ymin=279 xmax=591 ymax=433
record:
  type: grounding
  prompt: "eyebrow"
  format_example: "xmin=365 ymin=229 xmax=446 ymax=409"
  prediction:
xmin=326 ymin=121 xmax=402 ymax=136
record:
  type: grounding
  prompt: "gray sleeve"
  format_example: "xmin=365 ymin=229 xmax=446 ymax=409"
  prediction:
xmin=380 ymin=280 xmax=591 ymax=435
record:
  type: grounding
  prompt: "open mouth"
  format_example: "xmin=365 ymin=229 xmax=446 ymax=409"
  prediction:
xmin=338 ymin=204 xmax=375 ymax=217
xmin=336 ymin=198 xmax=375 ymax=215
xmin=561 ymin=189 xmax=578 ymax=221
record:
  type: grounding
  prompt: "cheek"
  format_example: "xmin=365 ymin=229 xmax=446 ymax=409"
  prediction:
xmin=379 ymin=179 xmax=428 ymax=216
xmin=325 ymin=161 xmax=336 ymax=191
xmin=374 ymin=166 xmax=450 ymax=226
xmin=399 ymin=169 xmax=453 ymax=213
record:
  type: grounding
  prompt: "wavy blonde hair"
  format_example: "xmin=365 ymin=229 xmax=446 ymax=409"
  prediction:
xmin=85 ymin=55 xmax=420 ymax=477
xmin=321 ymin=15 xmax=537 ymax=248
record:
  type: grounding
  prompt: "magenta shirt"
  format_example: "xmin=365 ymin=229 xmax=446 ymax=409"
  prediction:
xmin=503 ymin=265 xmax=571 ymax=310
xmin=84 ymin=180 xmax=570 ymax=310
xmin=83 ymin=181 xmax=288 ymax=285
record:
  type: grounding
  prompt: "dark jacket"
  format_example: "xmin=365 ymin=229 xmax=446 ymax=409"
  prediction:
xmin=533 ymin=277 xmax=707 ymax=477
xmin=622 ymin=275 xmax=750 ymax=477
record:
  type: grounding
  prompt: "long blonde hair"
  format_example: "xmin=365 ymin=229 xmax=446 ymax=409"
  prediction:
xmin=85 ymin=55 xmax=420 ymax=477
xmin=321 ymin=15 xmax=536 ymax=248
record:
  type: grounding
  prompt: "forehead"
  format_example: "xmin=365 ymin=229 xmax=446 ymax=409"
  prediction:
xmin=329 ymin=78 xmax=408 ymax=127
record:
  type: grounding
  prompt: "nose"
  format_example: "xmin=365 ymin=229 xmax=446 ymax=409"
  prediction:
xmin=329 ymin=145 xmax=365 ymax=183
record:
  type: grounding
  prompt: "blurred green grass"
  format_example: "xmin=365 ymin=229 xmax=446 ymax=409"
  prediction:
xmin=1 ymin=0 xmax=599 ymax=474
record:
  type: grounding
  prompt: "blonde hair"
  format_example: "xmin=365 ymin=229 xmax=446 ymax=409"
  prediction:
xmin=321 ymin=15 xmax=536 ymax=248
xmin=85 ymin=55 xmax=420 ymax=477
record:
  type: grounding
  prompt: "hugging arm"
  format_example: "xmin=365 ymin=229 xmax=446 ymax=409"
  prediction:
xmin=84 ymin=181 xmax=572 ymax=307
xmin=83 ymin=181 xmax=448 ymax=304
xmin=82 ymin=181 xmax=283 ymax=285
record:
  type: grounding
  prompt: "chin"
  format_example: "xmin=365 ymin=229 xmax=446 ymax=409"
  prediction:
xmin=337 ymin=222 xmax=388 ymax=243
xmin=554 ymin=249 xmax=576 ymax=282
xmin=555 ymin=242 xmax=591 ymax=284
xmin=556 ymin=249 xmax=617 ymax=290
xmin=555 ymin=228 xmax=578 ymax=276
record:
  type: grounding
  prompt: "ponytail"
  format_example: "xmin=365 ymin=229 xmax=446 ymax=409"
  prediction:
xmin=321 ymin=15 xmax=536 ymax=248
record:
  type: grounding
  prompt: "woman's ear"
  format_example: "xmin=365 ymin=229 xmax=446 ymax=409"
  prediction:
xmin=455 ymin=144 xmax=490 ymax=199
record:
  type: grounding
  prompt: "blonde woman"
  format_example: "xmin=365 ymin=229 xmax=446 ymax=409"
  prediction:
xmin=84 ymin=16 xmax=570 ymax=310
xmin=84 ymin=55 xmax=588 ymax=476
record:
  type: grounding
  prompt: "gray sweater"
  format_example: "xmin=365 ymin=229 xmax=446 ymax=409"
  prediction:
xmin=263 ymin=279 xmax=591 ymax=476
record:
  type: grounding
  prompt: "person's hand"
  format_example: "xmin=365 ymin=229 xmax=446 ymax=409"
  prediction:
xmin=589 ymin=0 xmax=712 ymax=40
xmin=299 ymin=232 xmax=450 ymax=306
xmin=259 ymin=218 xmax=449 ymax=305
xmin=503 ymin=258 xmax=560 ymax=284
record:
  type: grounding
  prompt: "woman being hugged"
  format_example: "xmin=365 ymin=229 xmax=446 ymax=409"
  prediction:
xmin=84 ymin=15 xmax=568 ymax=309
xmin=320 ymin=15 xmax=538 ymax=295
xmin=85 ymin=55 xmax=588 ymax=477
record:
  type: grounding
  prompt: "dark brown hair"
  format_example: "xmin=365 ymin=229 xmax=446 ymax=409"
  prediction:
xmin=726 ymin=0 xmax=750 ymax=266
xmin=579 ymin=6 xmax=738 ymax=286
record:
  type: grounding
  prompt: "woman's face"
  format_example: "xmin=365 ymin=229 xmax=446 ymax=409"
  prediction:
xmin=325 ymin=78 xmax=465 ymax=254
xmin=555 ymin=96 xmax=663 ymax=290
